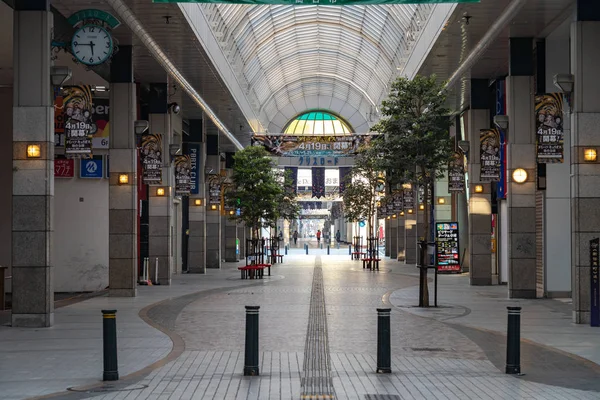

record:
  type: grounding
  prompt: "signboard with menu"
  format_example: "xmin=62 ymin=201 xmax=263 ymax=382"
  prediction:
xmin=435 ymin=222 xmax=460 ymax=272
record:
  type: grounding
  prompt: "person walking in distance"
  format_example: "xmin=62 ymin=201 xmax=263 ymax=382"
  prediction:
xmin=316 ymin=229 xmax=321 ymax=245
xmin=336 ymin=229 xmax=341 ymax=243
xmin=293 ymin=230 xmax=298 ymax=246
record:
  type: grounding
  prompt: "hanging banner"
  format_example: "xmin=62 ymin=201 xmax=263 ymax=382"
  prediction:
xmin=591 ymin=238 xmax=600 ymax=327
xmin=448 ymin=150 xmax=465 ymax=192
xmin=62 ymin=85 xmax=94 ymax=157
xmin=495 ymin=79 xmax=508 ymax=199
xmin=312 ymin=167 xmax=325 ymax=199
xmin=54 ymin=95 xmax=65 ymax=147
xmin=403 ymin=188 xmax=414 ymax=211
xmin=386 ymin=196 xmax=394 ymax=216
xmin=185 ymin=143 xmax=200 ymax=195
xmin=436 ymin=222 xmax=461 ymax=272
xmin=339 ymin=167 xmax=351 ymax=193
xmin=91 ymin=98 xmax=110 ymax=149
xmin=393 ymin=191 xmax=404 ymax=212
xmin=535 ymin=93 xmax=564 ymax=163
xmin=175 ymin=155 xmax=192 ymax=196
xmin=155 ymin=0 xmax=479 ymax=5
xmin=285 ymin=167 xmax=298 ymax=195
xmin=141 ymin=133 xmax=163 ymax=184
xmin=480 ymin=128 xmax=501 ymax=181
xmin=208 ymin=175 xmax=221 ymax=205
xmin=252 ymin=134 xmax=371 ymax=157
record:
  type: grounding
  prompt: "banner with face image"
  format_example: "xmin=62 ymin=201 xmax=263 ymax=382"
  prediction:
xmin=480 ymin=128 xmax=501 ymax=181
xmin=535 ymin=93 xmax=564 ymax=163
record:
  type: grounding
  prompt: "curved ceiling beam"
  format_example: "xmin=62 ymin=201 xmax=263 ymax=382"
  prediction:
xmin=107 ymin=0 xmax=244 ymax=150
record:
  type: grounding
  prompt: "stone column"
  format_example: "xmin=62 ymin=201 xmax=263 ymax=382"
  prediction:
xmin=108 ymin=46 xmax=138 ymax=296
xmin=397 ymin=214 xmax=405 ymax=261
xmin=467 ymin=79 xmax=493 ymax=286
xmin=389 ymin=216 xmax=398 ymax=259
xmin=506 ymin=38 xmax=537 ymax=298
xmin=571 ymin=0 xmax=600 ymax=322
xmin=11 ymin=1 xmax=54 ymax=327
xmin=148 ymin=84 xmax=173 ymax=285
xmin=385 ymin=219 xmax=391 ymax=257
xmin=186 ymin=119 xmax=205 ymax=273
xmin=205 ymin=124 xmax=221 ymax=268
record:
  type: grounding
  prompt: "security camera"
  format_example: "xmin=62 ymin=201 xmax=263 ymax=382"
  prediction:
xmin=168 ymin=102 xmax=181 ymax=115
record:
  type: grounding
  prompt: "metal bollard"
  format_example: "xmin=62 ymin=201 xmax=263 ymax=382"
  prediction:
xmin=327 ymin=245 xmax=330 ymax=255
xmin=348 ymin=244 xmax=352 ymax=255
xmin=505 ymin=306 xmax=522 ymax=374
xmin=244 ymin=306 xmax=260 ymax=376
xmin=102 ymin=310 xmax=119 ymax=381
xmin=285 ymin=245 xmax=288 ymax=255
xmin=305 ymin=244 xmax=308 ymax=255
xmin=376 ymin=308 xmax=392 ymax=373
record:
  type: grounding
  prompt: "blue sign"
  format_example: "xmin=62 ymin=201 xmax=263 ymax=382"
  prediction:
xmin=359 ymin=221 xmax=366 ymax=227
xmin=186 ymin=143 xmax=200 ymax=195
xmin=80 ymin=157 xmax=103 ymax=178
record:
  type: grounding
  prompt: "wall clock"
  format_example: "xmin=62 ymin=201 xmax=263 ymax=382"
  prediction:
xmin=71 ymin=24 xmax=114 ymax=66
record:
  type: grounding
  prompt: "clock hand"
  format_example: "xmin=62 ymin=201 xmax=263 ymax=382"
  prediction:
xmin=89 ymin=41 xmax=95 ymax=56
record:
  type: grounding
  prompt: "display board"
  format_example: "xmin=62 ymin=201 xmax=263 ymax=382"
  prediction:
xmin=435 ymin=222 xmax=460 ymax=272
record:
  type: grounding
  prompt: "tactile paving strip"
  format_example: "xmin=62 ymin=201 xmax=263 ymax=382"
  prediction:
xmin=301 ymin=256 xmax=336 ymax=400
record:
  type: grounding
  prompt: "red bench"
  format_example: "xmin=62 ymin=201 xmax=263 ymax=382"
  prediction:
xmin=351 ymin=252 xmax=366 ymax=260
xmin=362 ymin=258 xmax=381 ymax=270
xmin=238 ymin=263 xmax=272 ymax=279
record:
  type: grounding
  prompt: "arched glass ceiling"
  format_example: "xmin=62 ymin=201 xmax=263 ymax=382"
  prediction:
xmin=201 ymin=3 xmax=434 ymax=129
xmin=284 ymin=110 xmax=353 ymax=135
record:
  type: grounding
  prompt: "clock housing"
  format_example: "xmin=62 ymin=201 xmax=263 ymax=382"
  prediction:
xmin=71 ymin=25 xmax=113 ymax=66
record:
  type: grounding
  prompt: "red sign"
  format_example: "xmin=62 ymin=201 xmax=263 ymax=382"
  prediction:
xmin=54 ymin=158 xmax=74 ymax=178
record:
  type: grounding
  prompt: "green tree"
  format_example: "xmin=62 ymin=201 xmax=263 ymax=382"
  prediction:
xmin=226 ymin=146 xmax=299 ymax=239
xmin=372 ymin=74 xmax=453 ymax=307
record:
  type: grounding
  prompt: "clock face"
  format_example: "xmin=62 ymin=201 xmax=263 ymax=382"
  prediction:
xmin=71 ymin=25 xmax=113 ymax=66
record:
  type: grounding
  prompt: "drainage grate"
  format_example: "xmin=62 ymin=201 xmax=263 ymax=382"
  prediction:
xmin=365 ymin=395 xmax=401 ymax=400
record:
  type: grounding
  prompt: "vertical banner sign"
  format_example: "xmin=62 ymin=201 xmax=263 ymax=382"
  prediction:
xmin=436 ymin=222 xmax=460 ymax=272
xmin=591 ymin=238 xmax=600 ymax=327
xmin=339 ymin=167 xmax=351 ymax=193
xmin=312 ymin=167 xmax=325 ymax=199
xmin=448 ymin=150 xmax=466 ymax=192
xmin=92 ymin=98 xmax=110 ymax=149
xmin=141 ymin=133 xmax=163 ymax=184
xmin=480 ymin=128 xmax=501 ymax=181
xmin=54 ymin=95 xmax=65 ymax=147
xmin=285 ymin=166 xmax=298 ymax=195
xmin=185 ymin=143 xmax=200 ymax=195
xmin=403 ymin=188 xmax=414 ymax=211
xmin=496 ymin=79 xmax=508 ymax=199
xmin=174 ymin=155 xmax=192 ymax=195
xmin=535 ymin=93 xmax=564 ymax=163
xmin=386 ymin=196 xmax=394 ymax=216
xmin=208 ymin=175 xmax=221 ymax=206
xmin=63 ymin=85 xmax=94 ymax=157
xmin=393 ymin=191 xmax=404 ymax=213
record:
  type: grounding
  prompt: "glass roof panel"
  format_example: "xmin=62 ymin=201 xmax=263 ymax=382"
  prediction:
xmin=283 ymin=110 xmax=354 ymax=135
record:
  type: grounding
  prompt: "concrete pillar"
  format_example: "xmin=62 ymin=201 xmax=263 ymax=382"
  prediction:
xmin=389 ymin=216 xmax=398 ymax=259
xmin=467 ymin=80 xmax=493 ymax=286
xmin=238 ymin=223 xmax=246 ymax=259
xmin=222 ymin=153 xmax=237 ymax=262
xmin=571 ymin=2 xmax=600 ymax=322
xmin=205 ymin=123 xmax=221 ymax=268
xmin=148 ymin=84 xmax=173 ymax=285
xmin=11 ymin=1 xmax=54 ymax=327
xmin=186 ymin=119 xmax=205 ymax=273
xmin=506 ymin=38 xmax=537 ymax=298
xmin=108 ymin=46 xmax=138 ymax=296
xmin=397 ymin=214 xmax=405 ymax=261
xmin=384 ymin=218 xmax=391 ymax=257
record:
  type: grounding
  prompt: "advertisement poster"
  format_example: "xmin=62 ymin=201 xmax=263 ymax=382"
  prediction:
xmin=54 ymin=157 xmax=74 ymax=178
xmin=436 ymin=222 xmax=460 ymax=272
xmin=141 ymin=133 xmax=163 ymax=184
xmin=403 ymin=188 xmax=414 ymax=211
xmin=591 ymin=238 xmax=600 ymax=327
xmin=79 ymin=156 xmax=104 ymax=179
xmin=174 ymin=154 xmax=192 ymax=196
xmin=535 ymin=93 xmax=564 ymax=163
xmin=62 ymin=85 xmax=94 ymax=157
xmin=312 ymin=167 xmax=325 ymax=198
xmin=386 ymin=196 xmax=394 ymax=215
xmin=480 ymin=128 xmax=501 ymax=181
xmin=92 ymin=98 xmax=110 ymax=149
xmin=252 ymin=134 xmax=371 ymax=157
xmin=208 ymin=175 xmax=221 ymax=206
xmin=393 ymin=191 xmax=404 ymax=212
xmin=448 ymin=150 xmax=466 ymax=192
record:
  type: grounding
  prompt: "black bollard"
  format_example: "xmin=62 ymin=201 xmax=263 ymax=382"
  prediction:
xmin=327 ymin=245 xmax=330 ymax=255
xmin=376 ymin=308 xmax=392 ymax=373
xmin=244 ymin=306 xmax=260 ymax=376
xmin=102 ymin=310 xmax=119 ymax=381
xmin=505 ymin=306 xmax=522 ymax=374
xmin=285 ymin=245 xmax=288 ymax=255
xmin=348 ymin=244 xmax=352 ymax=255
xmin=305 ymin=244 xmax=308 ymax=255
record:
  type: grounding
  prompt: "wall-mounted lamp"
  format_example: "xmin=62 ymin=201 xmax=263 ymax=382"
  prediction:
xmin=392 ymin=214 xmax=397 ymax=219
xmin=210 ymin=204 xmax=218 ymax=210
xmin=474 ymin=184 xmax=484 ymax=193
xmin=493 ymin=115 xmax=509 ymax=131
xmin=437 ymin=197 xmax=446 ymax=205
xmin=457 ymin=140 xmax=470 ymax=153
xmin=512 ymin=168 xmax=528 ymax=184
xmin=194 ymin=199 xmax=203 ymax=206
xmin=26 ymin=144 xmax=41 ymax=158
xmin=554 ymin=73 xmax=574 ymax=113
xmin=584 ymin=148 xmax=597 ymax=162
xmin=402 ymin=183 xmax=412 ymax=190
xmin=134 ymin=120 xmax=149 ymax=135
xmin=386 ymin=216 xmax=391 ymax=220
xmin=118 ymin=174 xmax=129 ymax=185
xmin=419 ymin=204 xmax=425 ymax=210
xmin=156 ymin=187 xmax=166 ymax=196
xmin=50 ymin=66 xmax=72 ymax=86
xmin=400 ymin=211 xmax=405 ymax=216
xmin=407 ymin=209 xmax=414 ymax=214
xmin=229 ymin=210 xmax=235 ymax=215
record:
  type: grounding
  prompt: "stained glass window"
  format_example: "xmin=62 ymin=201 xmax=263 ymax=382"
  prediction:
xmin=283 ymin=111 xmax=353 ymax=135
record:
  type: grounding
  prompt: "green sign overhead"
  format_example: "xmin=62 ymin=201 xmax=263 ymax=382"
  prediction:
xmin=154 ymin=0 xmax=478 ymax=4
xmin=67 ymin=9 xmax=121 ymax=29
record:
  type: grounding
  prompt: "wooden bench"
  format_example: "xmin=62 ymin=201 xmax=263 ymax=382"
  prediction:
xmin=362 ymin=258 xmax=382 ymax=270
xmin=351 ymin=252 xmax=365 ymax=260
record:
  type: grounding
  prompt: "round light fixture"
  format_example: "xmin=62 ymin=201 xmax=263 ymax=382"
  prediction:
xmin=512 ymin=168 xmax=528 ymax=184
